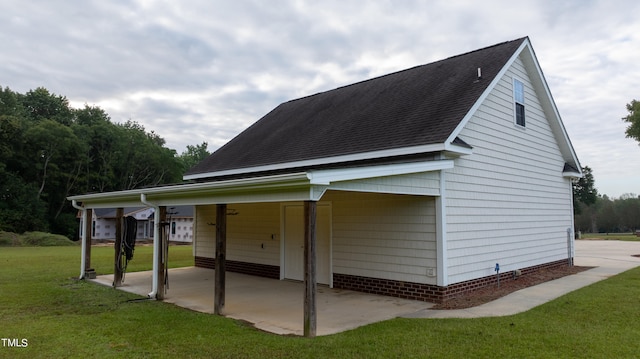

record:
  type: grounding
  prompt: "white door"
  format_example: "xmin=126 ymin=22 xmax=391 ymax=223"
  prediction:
xmin=283 ymin=204 xmax=331 ymax=285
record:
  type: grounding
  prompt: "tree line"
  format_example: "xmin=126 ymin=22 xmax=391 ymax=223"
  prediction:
xmin=573 ymin=166 xmax=639 ymax=233
xmin=0 ymin=86 xmax=209 ymax=238
xmin=2 ymin=89 xmax=639 ymax=238
xmin=574 ymin=193 xmax=640 ymax=234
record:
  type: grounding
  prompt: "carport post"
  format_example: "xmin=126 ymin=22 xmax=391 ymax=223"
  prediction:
xmin=83 ymin=208 xmax=93 ymax=276
xmin=214 ymin=203 xmax=227 ymax=315
xmin=113 ymin=207 xmax=124 ymax=287
xmin=157 ymin=206 xmax=167 ymax=300
xmin=303 ymin=200 xmax=317 ymax=338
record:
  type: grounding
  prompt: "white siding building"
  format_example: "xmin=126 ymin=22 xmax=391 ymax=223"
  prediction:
xmin=70 ymin=37 xmax=581 ymax=306
xmin=81 ymin=206 xmax=193 ymax=243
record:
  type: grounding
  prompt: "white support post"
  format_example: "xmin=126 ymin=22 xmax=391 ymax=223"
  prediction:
xmin=79 ymin=208 xmax=87 ymax=279
xmin=72 ymin=200 xmax=87 ymax=279
xmin=141 ymin=194 xmax=160 ymax=299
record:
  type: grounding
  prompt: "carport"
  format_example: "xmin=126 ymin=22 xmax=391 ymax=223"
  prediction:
xmin=68 ymin=162 xmax=448 ymax=337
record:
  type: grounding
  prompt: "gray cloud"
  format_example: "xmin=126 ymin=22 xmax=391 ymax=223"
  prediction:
xmin=1 ymin=0 xmax=639 ymax=197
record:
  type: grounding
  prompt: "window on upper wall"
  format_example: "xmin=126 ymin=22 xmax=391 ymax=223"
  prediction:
xmin=513 ymin=78 xmax=525 ymax=127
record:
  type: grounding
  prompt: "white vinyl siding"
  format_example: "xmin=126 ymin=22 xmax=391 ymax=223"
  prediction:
xmin=323 ymin=190 xmax=437 ymax=284
xmin=329 ymin=171 xmax=441 ymax=196
xmin=227 ymin=203 xmax=281 ymax=266
xmin=194 ymin=203 xmax=281 ymax=266
xmin=194 ymin=205 xmax=216 ymax=258
xmin=445 ymin=55 xmax=573 ymax=284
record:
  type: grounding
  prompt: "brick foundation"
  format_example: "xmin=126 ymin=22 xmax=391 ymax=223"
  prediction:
xmin=195 ymin=256 xmax=570 ymax=303
xmin=194 ymin=256 xmax=216 ymax=269
xmin=333 ymin=258 xmax=571 ymax=303
xmin=194 ymin=256 xmax=280 ymax=279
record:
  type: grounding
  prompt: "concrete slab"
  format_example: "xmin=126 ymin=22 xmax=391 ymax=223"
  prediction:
xmin=93 ymin=267 xmax=432 ymax=336
xmin=92 ymin=240 xmax=640 ymax=335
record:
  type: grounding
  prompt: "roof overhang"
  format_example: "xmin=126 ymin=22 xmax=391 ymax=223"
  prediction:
xmin=184 ymin=143 xmax=464 ymax=181
xmin=69 ymin=160 xmax=454 ymax=208
xmin=307 ymin=160 xmax=453 ymax=185
xmin=562 ymin=170 xmax=582 ymax=179
xmin=562 ymin=163 xmax=583 ymax=179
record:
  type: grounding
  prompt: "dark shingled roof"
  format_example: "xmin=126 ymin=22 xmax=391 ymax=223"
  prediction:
xmin=187 ymin=38 xmax=527 ymax=178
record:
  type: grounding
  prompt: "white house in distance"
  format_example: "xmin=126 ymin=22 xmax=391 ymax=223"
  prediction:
xmin=69 ymin=37 xmax=581 ymax=335
xmin=81 ymin=206 xmax=193 ymax=243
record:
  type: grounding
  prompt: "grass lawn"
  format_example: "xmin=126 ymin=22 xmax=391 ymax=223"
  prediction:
xmin=580 ymin=232 xmax=640 ymax=241
xmin=1 ymin=246 xmax=640 ymax=358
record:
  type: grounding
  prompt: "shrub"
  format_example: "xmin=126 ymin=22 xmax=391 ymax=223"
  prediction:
xmin=0 ymin=231 xmax=22 ymax=246
xmin=0 ymin=231 xmax=80 ymax=247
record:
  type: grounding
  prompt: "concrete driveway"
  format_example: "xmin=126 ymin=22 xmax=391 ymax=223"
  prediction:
xmin=93 ymin=240 xmax=640 ymax=336
xmin=404 ymin=240 xmax=640 ymax=319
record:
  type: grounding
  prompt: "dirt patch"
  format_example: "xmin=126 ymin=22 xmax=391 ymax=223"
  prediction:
xmin=433 ymin=265 xmax=592 ymax=310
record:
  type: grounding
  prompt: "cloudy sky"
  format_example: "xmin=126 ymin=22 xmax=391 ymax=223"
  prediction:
xmin=1 ymin=0 xmax=639 ymax=197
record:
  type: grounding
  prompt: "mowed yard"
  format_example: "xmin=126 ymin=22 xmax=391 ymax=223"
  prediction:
xmin=1 ymin=245 xmax=640 ymax=358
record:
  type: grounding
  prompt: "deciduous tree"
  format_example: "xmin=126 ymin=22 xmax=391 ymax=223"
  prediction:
xmin=179 ymin=141 xmax=210 ymax=174
xmin=623 ymin=99 xmax=640 ymax=145
xmin=22 ymin=87 xmax=73 ymax=125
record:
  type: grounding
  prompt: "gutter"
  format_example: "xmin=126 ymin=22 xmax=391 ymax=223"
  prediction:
xmin=141 ymin=193 xmax=160 ymax=299
xmin=71 ymin=200 xmax=86 ymax=280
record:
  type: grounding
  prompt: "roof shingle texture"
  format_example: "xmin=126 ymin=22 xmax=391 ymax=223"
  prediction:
xmin=187 ymin=38 xmax=526 ymax=176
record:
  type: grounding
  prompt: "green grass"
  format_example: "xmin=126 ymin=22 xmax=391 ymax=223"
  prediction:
xmin=1 ymin=245 xmax=640 ymax=358
xmin=86 ymin=244 xmax=195 ymax=275
xmin=579 ymin=232 xmax=640 ymax=241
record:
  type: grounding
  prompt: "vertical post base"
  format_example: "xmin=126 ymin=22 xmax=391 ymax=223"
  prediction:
xmin=214 ymin=204 xmax=227 ymax=315
xmin=303 ymin=200 xmax=317 ymax=338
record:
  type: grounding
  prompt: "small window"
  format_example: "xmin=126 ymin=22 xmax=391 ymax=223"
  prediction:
xmin=171 ymin=222 xmax=176 ymax=235
xmin=514 ymin=79 xmax=525 ymax=127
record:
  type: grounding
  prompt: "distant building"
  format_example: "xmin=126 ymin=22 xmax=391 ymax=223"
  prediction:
xmin=79 ymin=206 xmax=193 ymax=243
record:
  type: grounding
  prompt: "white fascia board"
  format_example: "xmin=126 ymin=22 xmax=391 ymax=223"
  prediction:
xmin=145 ymin=172 xmax=310 ymax=196
xmin=183 ymin=143 xmax=447 ymax=181
xmin=444 ymin=142 xmax=473 ymax=156
xmin=306 ymin=160 xmax=454 ymax=185
xmin=66 ymin=191 xmax=144 ymax=209
xmin=563 ymin=170 xmax=582 ymax=179
xmin=68 ymin=172 xmax=311 ymax=208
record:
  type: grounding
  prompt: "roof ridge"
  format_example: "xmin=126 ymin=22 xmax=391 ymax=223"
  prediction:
xmin=439 ymin=37 xmax=528 ymax=63
xmin=282 ymin=37 xmax=528 ymax=105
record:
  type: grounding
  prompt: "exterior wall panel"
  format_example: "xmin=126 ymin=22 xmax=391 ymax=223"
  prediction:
xmin=194 ymin=203 xmax=280 ymax=266
xmin=194 ymin=205 xmax=216 ymax=258
xmin=445 ymin=55 xmax=573 ymax=284
xmin=323 ymin=190 xmax=437 ymax=284
xmin=330 ymin=171 xmax=440 ymax=196
xmin=227 ymin=202 xmax=281 ymax=266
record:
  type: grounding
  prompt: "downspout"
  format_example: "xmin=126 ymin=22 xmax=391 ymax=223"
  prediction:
xmin=71 ymin=200 xmax=86 ymax=279
xmin=435 ymin=169 xmax=448 ymax=287
xmin=141 ymin=193 xmax=160 ymax=299
xmin=568 ymin=180 xmax=576 ymax=266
